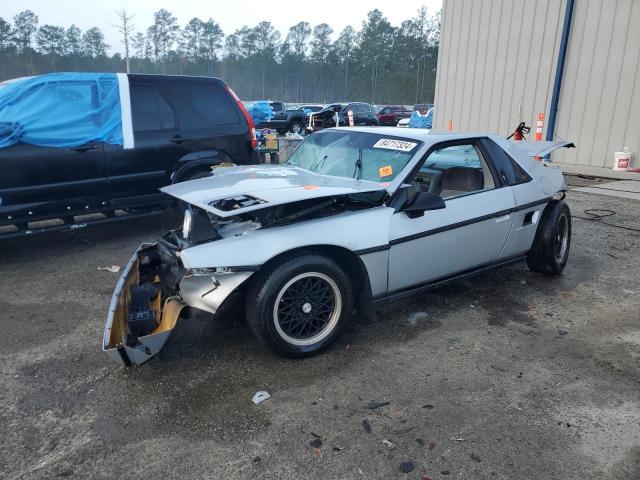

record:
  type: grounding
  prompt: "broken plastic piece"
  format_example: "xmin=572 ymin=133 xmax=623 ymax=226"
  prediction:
xmin=98 ymin=265 xmax=121 ymax=273
xmin=252 ymin=391 xmax=271 ymax=404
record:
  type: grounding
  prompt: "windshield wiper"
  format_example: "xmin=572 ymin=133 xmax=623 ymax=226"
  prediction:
xmin=353 ymin=148 xmax=362 ymax=180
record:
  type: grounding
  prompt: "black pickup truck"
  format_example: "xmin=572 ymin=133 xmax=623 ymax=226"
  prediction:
xmin=253 ymin=101 xmax=307 ymax=135
xmin=0 ymin=73 xmax=258 ymax=239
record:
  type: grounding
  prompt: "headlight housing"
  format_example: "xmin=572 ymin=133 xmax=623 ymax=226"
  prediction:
xmin=182 ymin=208 xmax=193 ymax=239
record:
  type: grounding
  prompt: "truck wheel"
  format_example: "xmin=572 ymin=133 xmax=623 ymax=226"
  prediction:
xmin=246 ymin=254 xmax=353 ymax=358
xmin=527 ymin=200 xmax=571 ymax=275
xmin=288 ymin=122 xmax=304 ymax=135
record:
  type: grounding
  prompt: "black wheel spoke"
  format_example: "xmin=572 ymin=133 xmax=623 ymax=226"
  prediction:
xmin=276 ymin=273 xmax=338 ymax=340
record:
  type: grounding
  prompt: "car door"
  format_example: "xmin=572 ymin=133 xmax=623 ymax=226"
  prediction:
xmin=0 ymin=79 xmax=106 ymax=221
xmin=268 ymin=102 xmax=287 ymax=130
xmin=387 ymin=140 xmax=516 ymax=292
xmin=105 ymin=80 xmax=195 ymax=201
xmin=354 ymin=104 xmax=369 ymax=125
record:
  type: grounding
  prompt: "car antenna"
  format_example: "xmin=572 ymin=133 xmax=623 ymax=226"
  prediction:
xmin=353 ymin=148 xmax=363 ymax=180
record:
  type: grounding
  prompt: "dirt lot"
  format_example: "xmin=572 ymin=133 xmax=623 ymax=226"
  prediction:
xmin=1 ymin=179 xmax=639 ymax=480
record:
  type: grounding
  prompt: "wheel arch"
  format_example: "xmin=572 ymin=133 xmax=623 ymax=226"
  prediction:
xmin=171 ymin=151 xmax=232 ymax=183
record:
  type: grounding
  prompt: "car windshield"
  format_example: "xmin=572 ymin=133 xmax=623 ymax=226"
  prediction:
xmin=287 ymin=130 xmax=421 ymax=183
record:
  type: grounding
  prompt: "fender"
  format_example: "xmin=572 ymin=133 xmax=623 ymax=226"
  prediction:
xmin=171 ymin=151 xmax=231 ymax=183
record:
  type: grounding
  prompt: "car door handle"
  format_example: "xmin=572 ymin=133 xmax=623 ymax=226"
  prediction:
xmin=71 ymin=144 xmax=99 ymax=152
xmin=495 ymin=214 xmax=511 ymax=223
xmin=169 ymin=135 xmax=191 ymax=144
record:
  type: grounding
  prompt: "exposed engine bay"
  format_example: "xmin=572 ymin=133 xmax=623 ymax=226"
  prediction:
xmin=182 ymin=190 xmax=387 ymax=245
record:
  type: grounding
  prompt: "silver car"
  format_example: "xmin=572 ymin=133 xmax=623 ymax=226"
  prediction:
xmin=102 ymin=127 xmax=573 ymax=366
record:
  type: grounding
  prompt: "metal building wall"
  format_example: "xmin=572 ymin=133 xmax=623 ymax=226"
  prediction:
xmin=434 ymin=0 xmax=640 ymax=168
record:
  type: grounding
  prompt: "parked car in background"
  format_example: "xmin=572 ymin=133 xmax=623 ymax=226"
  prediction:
xmin=398 ymin=106 xmax=434 ymax=128
xmin=102 ymin=127 xmax=575 ymax=365
xmin=307 ymin=102 xmax=379 ymax=131
xmin=252 ymin=101 xmax=307 ymax=135
xmin=377 ymin=105 xmax=412 ymax=126
xmin=414 ymin=103 xmax=434 ymax=114
xmin=0 ymin=73 xmax=258 ymax=238
xmin=296 ymin=104 xmax=325 ymax=113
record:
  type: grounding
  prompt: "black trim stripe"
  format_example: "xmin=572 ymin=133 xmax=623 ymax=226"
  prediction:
xmin=356 ymin=197 xmax=552 ymax=254
xmin=354 ymin=245 xmax=390 ymax=255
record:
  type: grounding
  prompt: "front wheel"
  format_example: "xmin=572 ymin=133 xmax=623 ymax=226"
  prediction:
xmin=246 ymin=254 xmax=353 ymax=357
xmin=288 ymin=121 xmax=304 ymax=135
xmin=527 ymin=200 xmax=571 ymax=275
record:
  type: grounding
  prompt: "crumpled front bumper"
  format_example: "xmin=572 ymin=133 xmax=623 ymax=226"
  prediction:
xmin=101 ymin=241 xmax=254 ymax=367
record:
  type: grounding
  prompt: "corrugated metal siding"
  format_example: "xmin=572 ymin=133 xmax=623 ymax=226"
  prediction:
xmin=434 ymin=0 xmax=640 ymax=167
xmin=554 ymin=0 xmax=640 ymax=166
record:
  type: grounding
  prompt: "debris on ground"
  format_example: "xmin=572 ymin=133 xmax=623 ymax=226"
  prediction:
xmin=332 ymin=446 xmax=344 ymax=452
xmin=422 ymin=404 xmax=434 ymax=409
xmin=428 ymin=441 xmax=437 ymax=450
xmin=367 ymin=401 xmax=390 ymax=409
xmin=97 ymin=265 xmax=120 ymax=273
xmin=441 ymin=470 xmax=450 ymax=475
xmin=407 ymin=311 xmax=428 ymax=326
xmin=382 ymin=439 xmax=396 ymax=449
xmin=253 ymin=456 xmax=261 ymax=463
xmin=558 ymin=330 xmax=569 ymax=336
xmin=252 ymin=391 xmax=271 ymax=404
xmin=470 ymin=452 xmax=481 ymax=462
xmin=416 ymin=438 xmax=425 ymax=446
xmin=400 ymin=461 xmax=415 ymax=473
xmin=362 ymin=419 xmax=372 ymax=434
xmin=310 ymin=438 xmax=323 ymax=448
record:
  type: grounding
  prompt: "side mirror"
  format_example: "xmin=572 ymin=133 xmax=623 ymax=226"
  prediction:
xmin=405 ymin=191 xmax=446 ymax=218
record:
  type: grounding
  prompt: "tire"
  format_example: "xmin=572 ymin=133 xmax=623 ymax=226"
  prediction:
xmin=527 ymin=200 xmax=571 ymax=275
xmin=246 ymin=254 xmax=353 ymax=358
xmin=288 ymin=121 xmax=304 ymax=135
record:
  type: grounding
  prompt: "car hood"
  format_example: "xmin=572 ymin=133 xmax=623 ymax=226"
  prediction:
xmin=161 ymin=164 xmax=388 ymax=218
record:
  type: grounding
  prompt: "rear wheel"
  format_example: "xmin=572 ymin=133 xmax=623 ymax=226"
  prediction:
xmin=527 ymin=200 xmax=571 ymax=275
xmin=246 ymin=254 xmax=353 ymax=357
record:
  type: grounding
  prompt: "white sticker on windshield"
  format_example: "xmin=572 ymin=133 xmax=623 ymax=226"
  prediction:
xmin=372 ymin=139 xmax=417 ymax=152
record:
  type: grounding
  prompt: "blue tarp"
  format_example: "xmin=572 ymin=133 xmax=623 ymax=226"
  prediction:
xmin=408 ymin=109 xmax=433 ymax=129
xmin=246 ymin=101 xmax=273 ymax=124
xmin=0 ymin=72 xmax=123 ymax=148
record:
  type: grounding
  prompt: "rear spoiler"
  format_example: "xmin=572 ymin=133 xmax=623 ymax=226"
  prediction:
xmin=509 ymin=140 xmax=575 ymax=158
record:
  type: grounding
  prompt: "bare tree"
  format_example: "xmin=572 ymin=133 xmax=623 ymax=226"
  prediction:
xmin=112 ymin=9 xmax=134 ymax=73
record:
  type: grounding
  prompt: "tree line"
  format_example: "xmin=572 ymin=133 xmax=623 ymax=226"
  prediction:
xmin=0 ymin=8 xmax=440 ymax=105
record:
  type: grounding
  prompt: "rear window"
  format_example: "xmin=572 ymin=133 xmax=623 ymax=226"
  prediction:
xmin=170 ymin=82 xmax=241 ymax=127
xmin=131 ymin=85 xmax=176 ymax=132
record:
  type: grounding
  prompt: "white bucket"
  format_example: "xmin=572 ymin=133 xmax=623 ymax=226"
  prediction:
xmin=613 ymin=148 xmax=633 ymax=171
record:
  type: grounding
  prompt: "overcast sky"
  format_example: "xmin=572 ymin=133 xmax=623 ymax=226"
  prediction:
xmin=1 ymin=0 xmax=442 ymax=54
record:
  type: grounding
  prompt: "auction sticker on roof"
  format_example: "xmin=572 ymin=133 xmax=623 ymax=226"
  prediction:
xmin=373 ymin=139 xmax=417 ymax=152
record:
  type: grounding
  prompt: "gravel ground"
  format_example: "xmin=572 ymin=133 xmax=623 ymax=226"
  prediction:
xmin=1 ymin=180 xmax=639 ymax=480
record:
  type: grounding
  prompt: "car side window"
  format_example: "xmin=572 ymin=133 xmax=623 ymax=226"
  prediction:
xmin=270 ymin=102 xmax=283 ymax=112
xmin=408 ymin=144 xmax=496 ymax=200
xmin=131 ymin=85 xmax=176 ymax=132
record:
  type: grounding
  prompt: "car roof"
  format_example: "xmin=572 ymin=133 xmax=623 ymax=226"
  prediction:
xmin=324 ymin=126 xmax=494 ymax=143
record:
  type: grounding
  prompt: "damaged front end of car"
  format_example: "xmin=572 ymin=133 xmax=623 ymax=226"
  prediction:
xmin=101 ymin=232 xmax=257 ymax=367
xmin=102 ymin=168 xmax=388 ymax=366
xmin=101 ymin=239 xmax=187 ymax=366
